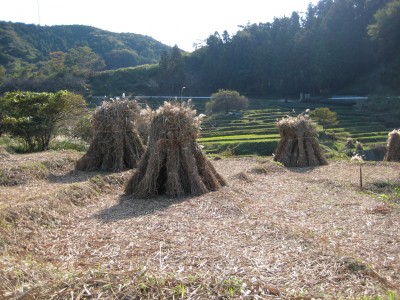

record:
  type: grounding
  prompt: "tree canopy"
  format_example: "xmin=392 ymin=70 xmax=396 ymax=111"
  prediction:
xmin=206 ymin=89 xmax=249 ymax=114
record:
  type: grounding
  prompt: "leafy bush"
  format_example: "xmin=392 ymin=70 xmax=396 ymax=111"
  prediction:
xmin=0 ymin=90 xmax=86 ymax=151
xmin=70 ymin=112 xmax=94 ymax=143
xmin=309 ymin=107 xmax=338 ymax=126
xmin=206 ymin=89 xmax=249 ymax=114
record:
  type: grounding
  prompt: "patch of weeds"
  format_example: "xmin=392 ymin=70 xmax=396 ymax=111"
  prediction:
xmin=55 ymin=183 xmax=99 ymax=206
xmin=221 ymin=276 xmax=243 ymax=298
xmin=250 ymin=166 xmax=268 ymax=174
xmin=365 ymin=180 xmax=400 ymax=203
xmin=49 ymin=139 xmax=88 ymax=152
xmin=0 ymin=135 xmax=24 ymax=152
xmin=233 ymin=171 xmax=252 ymax=182
xmin=174 ymin=284 xmax=186 ymax=298
xmin=220 ymin=147 xmax=235 ymax=158
xmin=0 ymin=162 xmax=49 ymax=186
xmin=356 ymin=290 xmax=397 ymax=300
xmin=0 ymin=236 xmax=8 ymax=250
xmin=345 ymin=258 xmax=368 ymax=272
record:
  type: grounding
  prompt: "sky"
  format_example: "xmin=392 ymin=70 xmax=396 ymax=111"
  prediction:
xmin=0 ymin=0 xmax=320 ymax=52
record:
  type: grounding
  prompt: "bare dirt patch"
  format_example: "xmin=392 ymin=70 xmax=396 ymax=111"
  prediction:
xmin=1 ymin=152 xmax=399 ymax=299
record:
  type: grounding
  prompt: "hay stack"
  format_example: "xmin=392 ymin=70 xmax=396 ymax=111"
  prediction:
xmin=384 ymin=129 xmax=400 ymax=162
xmin=76 ymin=99 xmax=145 ymax=172
xmin=273 ymin=114 xmax=328 ymax=167
xmin=136 ymin=104 xmax=153 ymax=144
xmin=125 ymin=101 xmax=226 ymax=198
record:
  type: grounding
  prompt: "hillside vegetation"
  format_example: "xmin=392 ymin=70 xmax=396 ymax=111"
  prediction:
xmin=0 ymin=21 xmax=169 ymax=68
xmin=1 ymin=0 xmax=400 ymax=98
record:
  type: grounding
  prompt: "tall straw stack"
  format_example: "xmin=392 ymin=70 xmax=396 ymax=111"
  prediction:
xmin=384 ymin=129 xmax=400 ymax=162
xmin=76 ymin=99 xmax=145 ymax=172
xmin=125 ymin=101 xmax=226 ymax=198
xmin=274 ymin=114 xmax=328 ymax=167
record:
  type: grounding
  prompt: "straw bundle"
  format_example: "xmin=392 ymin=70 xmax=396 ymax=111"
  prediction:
xmin=273 ymin=114 xmax=328 ymax=167
xmin=384 ymin=129 xmax=400 ymax=162
xmin=75 ymin=99 xmax=145 ymax=172
xmin=125 ymin=101 xmax=226 ymax=198
xmin=136 ymin=105 xmax=153 ymax=144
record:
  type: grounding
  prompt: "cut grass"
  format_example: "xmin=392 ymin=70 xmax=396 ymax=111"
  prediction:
xmin=1 ymin=152 xmax=400 ymax=298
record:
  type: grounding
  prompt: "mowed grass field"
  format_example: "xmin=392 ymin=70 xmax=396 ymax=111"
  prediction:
xmin=0 ymin=150 xmax=400 ymax=299
xmin=1 ymin=98 xmax=399 ymax=298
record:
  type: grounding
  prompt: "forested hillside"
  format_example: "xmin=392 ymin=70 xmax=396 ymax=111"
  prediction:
xmin=1 ymin=0 xmax=399 ymax=97
xmin=183 ymin=0 xmax=400 ymax=96
xmin=0 ymin=21 xmax=169 ymax=68
xmin=0 ymin=21 xmax=170 ymax=93
xmin=89 ymin=0 xmax=400 ymax=97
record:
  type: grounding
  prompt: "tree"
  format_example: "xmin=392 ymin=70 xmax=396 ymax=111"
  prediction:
xmin=206 ymin=89 xmax=249 ymax=114
xmin=0 ymin=90 xmax=86 ymax=151
xmin=158 ymin=45 xmax=185 ymax=94
xmin=309 ymin=107 xmax=337 ymax=125
xmin=65 ymin=46 xmax=105 ymax=76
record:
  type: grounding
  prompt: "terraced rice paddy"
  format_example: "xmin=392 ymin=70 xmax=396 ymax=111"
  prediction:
xmin=196 ymin=100 xmax=394 ymax=156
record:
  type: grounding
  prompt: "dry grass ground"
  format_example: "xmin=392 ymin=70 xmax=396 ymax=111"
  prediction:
xmin=0 ymin=150 xmax=399 ymax=299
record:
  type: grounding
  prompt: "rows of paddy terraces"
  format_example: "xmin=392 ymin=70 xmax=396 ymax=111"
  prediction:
xmin=197 ymin=100 xmax=394 ymax=156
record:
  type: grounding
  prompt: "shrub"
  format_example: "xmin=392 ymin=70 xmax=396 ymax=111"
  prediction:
xmin=0 ymin=90 xmax=86 ymax=151
xmin=206 ymin=89 xmax=249 ymax=114
xmin=70 ymin=112 xmax=94 ymax=143
xmin=309 ymin=107 xmax=338 ymax=126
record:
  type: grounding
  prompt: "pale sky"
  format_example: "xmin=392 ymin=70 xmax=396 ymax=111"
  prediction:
xmin=0 ymin=0 xmax=319 ymax=52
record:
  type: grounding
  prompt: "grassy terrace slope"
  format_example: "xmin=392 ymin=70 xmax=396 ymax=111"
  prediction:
xmin=195 ymin=99 xmax=395 ymax=156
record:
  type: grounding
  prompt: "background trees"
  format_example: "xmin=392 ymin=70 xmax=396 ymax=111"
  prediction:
xmin=1 ymin=0 xmax=400 ymax=97
xmin=158 ymin=45 xmax=185 ymax=95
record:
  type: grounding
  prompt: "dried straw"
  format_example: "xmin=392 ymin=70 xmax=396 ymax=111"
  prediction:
xmin=76 ymin=99 xmax=145 ymax=172
xmin=384 ymin=129 xmax=400 ymax=162
xmin=125 ymin=100 xmax=226 ymax=198
xmin=273 ymin=114 xmax=328 ymax=167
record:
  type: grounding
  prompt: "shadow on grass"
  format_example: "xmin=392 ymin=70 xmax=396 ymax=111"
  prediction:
xmin=95 ymin=194 xmax=189 ymax=223
xmin=285 ymin=166 xmax=321 ymax=173
xmin=47 ymin=170 xmax=116 ymax=184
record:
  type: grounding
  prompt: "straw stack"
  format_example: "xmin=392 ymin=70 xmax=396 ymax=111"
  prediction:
xmin=274 ymin=114 xmax=328 ymax=167
xmin=384 ymin=129 xmax=400 ymax=162
xmin=76 ymin=99 xmax=145 ymax=172
xmin=125 ymin=100 xmax=226 ymax=198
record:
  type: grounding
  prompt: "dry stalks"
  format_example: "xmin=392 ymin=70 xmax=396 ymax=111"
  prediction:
xmin=125 ymin=101 xmax=226 ymax=198
xmin=1 ymin=153 xmax=400 ymax=299
xmin=75 ymin=99 xmax=145 ymax=172
xmin=274 ymin=114 xmax=328 ymax=167
xmin=385 ymin=129 xmax=400 ymax=162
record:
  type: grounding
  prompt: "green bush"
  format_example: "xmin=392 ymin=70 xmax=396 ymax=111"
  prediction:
xmin=0 ymin=90 xmax=86 ymax=151
xmin=70 ymin=112 xmax=94 ymax=143
xmin=206 ymin=89 xmax=249 ymax=114
xmin=309 ymin=107 xmax=338 ymax=126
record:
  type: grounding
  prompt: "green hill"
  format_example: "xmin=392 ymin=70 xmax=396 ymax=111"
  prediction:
xmin=0 ymin=21 xmax=170 ymax=69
